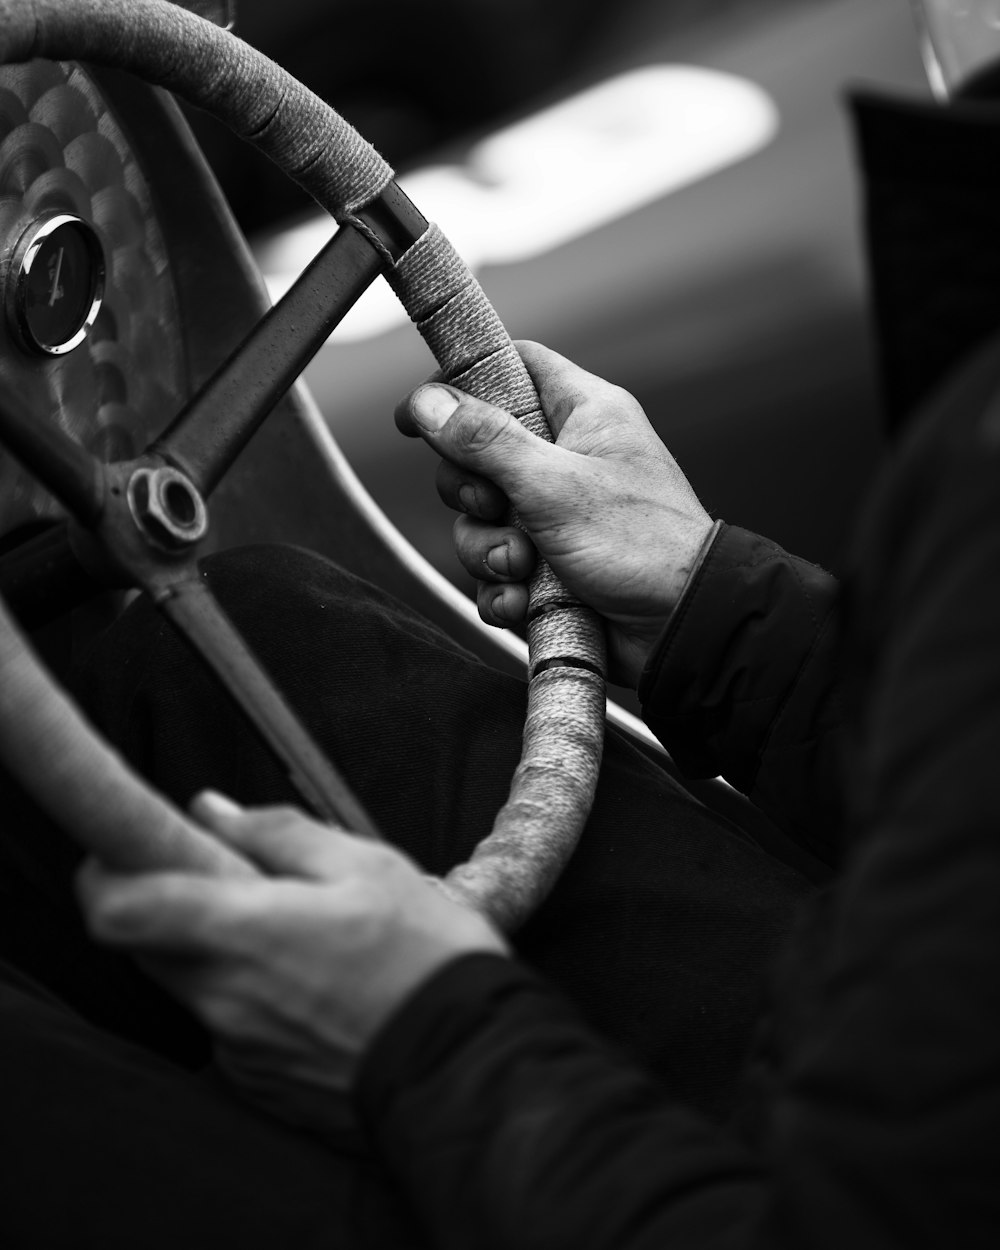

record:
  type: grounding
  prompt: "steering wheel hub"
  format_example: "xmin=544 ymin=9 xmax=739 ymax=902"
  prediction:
xmin=127 ymin=464 xmax=208 ymax=551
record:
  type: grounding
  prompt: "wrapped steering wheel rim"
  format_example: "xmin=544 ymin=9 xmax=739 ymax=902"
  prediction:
xmin=0 ymin=0 xmax=606 ymax=931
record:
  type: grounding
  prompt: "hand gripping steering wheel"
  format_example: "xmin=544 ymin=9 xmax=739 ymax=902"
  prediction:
xmin=0 ymin=0 xmax=606 ymax=931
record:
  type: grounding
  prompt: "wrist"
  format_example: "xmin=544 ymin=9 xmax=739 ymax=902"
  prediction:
xmin=610 ymin=519 xmax=723 ymax=689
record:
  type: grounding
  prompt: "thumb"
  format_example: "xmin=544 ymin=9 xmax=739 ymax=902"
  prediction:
xmin=190 ymin=790 xmax=353 ymax=880
xmin=405 ymin=383 xmax=554 ymax=500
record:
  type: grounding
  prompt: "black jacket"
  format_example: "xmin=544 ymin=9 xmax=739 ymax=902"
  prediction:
xmin=354 ymin=94 xmax=1000 ymax=1249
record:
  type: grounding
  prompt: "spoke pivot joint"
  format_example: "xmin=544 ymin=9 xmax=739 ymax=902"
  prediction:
xmin=126 ymin=464 xmax=209 ymax=552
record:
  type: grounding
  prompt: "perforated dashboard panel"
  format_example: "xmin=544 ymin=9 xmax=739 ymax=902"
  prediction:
xmin=0 ymin=59 xmax=185 ymax=537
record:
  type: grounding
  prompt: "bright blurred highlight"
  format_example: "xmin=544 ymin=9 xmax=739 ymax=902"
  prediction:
xmin=910 ymin=0 xmax=1000 ymax=98
xmin=256 ymin=65 xmax=778 ymax=341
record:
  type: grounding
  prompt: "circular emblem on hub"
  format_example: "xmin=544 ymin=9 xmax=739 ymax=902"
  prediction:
xmin=7 ymin=213 xmax=106 ymax=356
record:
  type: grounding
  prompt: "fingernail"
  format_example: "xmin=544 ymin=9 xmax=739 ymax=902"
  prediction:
xmin=412 ymin=385 xmax=459 ymax=432
xmin=486 ymin=545 xmax=509 ymax=575
xmin=491 ymin=591 xmax=506 ymax=620
xmin=458 ymin=484 xmax=477 ymax=513
xmin=194 ymin=790 xmax=243 ymax=819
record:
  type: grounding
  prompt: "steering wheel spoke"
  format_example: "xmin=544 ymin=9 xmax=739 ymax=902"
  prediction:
xmin=153 ymin=181 xmax=428 ymax=498
xmin=152 ymin=570 xmax=382 ymax=837
xmin=153 ymin=221 xmax=382 ymax=497
xmin=0 ymin=0 xmax=607 ymax=931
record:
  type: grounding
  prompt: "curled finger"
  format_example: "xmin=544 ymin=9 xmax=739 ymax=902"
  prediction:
xmin=78 ymin=861 xmax=256 ymax=954
xmin=435 ymin=459 xmax=508 ymax=520
xmin=476 ymin=579 xmax=529 ymax=628
xmin=453 ymin=515 xmax=537 ymax=584
xmin=191 ymin=794 xmax=358 ymax=882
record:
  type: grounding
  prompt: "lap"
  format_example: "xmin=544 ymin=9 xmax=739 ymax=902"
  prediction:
xmin=0 ymin=957 xmax=420 ymax=1249
xmin=0 ymin=543 xmax=812 ymax=1242
xmin=71 ymin=543 xmax=813 ymax=1115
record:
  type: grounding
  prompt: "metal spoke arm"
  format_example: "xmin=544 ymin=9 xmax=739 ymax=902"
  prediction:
xmin=153 ymin=183 xmax=427 ymax=498
xmin=0 ymin=436 xmax=383 ymax=834
xmin=84 ymin=459 xmax=383 ymax=836
xmin=0 ymin=180 xmax=425 ymax=833
xmin=0 ymin=199 xmax=420 ymax=834
xmin=154 ymin=573 xmax=382 ymax=837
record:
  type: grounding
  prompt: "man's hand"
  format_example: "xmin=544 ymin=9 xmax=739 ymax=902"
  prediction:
xmin=395 ymin=341 xmax=714 ymax=688
xmin=78 ymin=791 xmax=507 ymax=1142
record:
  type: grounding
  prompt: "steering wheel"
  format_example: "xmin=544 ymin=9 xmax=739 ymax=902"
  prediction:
xmin=0 ymin=0 xmax=606 ymax=931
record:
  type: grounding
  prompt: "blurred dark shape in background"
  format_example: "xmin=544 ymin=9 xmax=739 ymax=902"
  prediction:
xmin=184 ymin=0 xmax=795 ymax=233
xmin=185 ymin=0 xmax=607 ymax=231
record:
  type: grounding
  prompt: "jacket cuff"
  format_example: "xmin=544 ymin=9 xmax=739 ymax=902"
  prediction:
xmin=355 ymin=952 xmax=539 ymax=1124
xmin=638 ymin=523 xmax=839 ymax=795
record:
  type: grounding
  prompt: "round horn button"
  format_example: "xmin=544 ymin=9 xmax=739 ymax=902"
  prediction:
xmin=7 ymin=212 xmax=106 ymax=356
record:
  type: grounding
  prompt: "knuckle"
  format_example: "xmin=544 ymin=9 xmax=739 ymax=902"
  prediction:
xmin=363 ymin=840 xmax=412 ymax=878
xmin=435 ymin=458 xmax=461 ymax=502
xmin=238 ymin=806 xmax=306 ymax=841
xmin=455 ymin=546 xmax=484 ymax=580
xmin=453 ymin=516 xmax=493 ymax=571
xmin=331 ymin=855 xmax=405 ymax=931
xmin=606 ymin=382 xmax=646 ymax=424
xmin=260 ymin=804 xmax=306 ymax=826
xmin=477 ymin=581 xmax=503 ymax=625
xmin=86 ymin=892 xmax=130 ymax=938
xmin=450 ymin=409 xmax=510 ymax=459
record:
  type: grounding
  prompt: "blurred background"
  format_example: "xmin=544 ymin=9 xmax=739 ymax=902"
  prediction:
xmin=188 ymin=0 xmax=930 ymax=598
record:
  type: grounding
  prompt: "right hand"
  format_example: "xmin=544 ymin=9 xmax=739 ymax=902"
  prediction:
xmin=80 ymin=792 xmax=506 ymax=1144
xmin=395 ymin=341 xmax=714 ymax=688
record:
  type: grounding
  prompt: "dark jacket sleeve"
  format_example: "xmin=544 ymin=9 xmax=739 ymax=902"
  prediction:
xmin=355 ymin=95 xmax=1000 ymax=1250
xmin=638 ymin=523 xmax=844 ymax=864
xmin=356 ymin=953 xmax=771 ymax=1250
xmin=356 ymin=324 xmax=1000 ymax=1250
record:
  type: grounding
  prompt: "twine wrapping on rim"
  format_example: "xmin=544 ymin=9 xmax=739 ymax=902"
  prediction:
xmin=0 ymin=0 xmax=606 ymax=929
xmin=387 ymin=224 xmax=608 ymax=928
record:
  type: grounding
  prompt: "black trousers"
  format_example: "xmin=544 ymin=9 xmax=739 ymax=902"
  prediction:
xmin=0 ymin=547 xmax=810 ymax=1248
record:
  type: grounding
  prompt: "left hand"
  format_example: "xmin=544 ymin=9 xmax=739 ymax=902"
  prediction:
xmin=78 ymin=791 xmax=507 ymax=1143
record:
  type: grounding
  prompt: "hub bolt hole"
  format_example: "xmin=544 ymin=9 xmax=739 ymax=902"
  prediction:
xmin=162 ymin=479 xmax=197 ymax=527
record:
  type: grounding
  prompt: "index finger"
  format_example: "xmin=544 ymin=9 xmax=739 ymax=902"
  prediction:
xmin=515 ymin=337 xmax=650 ymax=445
xmin=190 ymin=796 xmax=363 ymax=882
xmin=77 ymin=861 xmax=267 ymax=955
